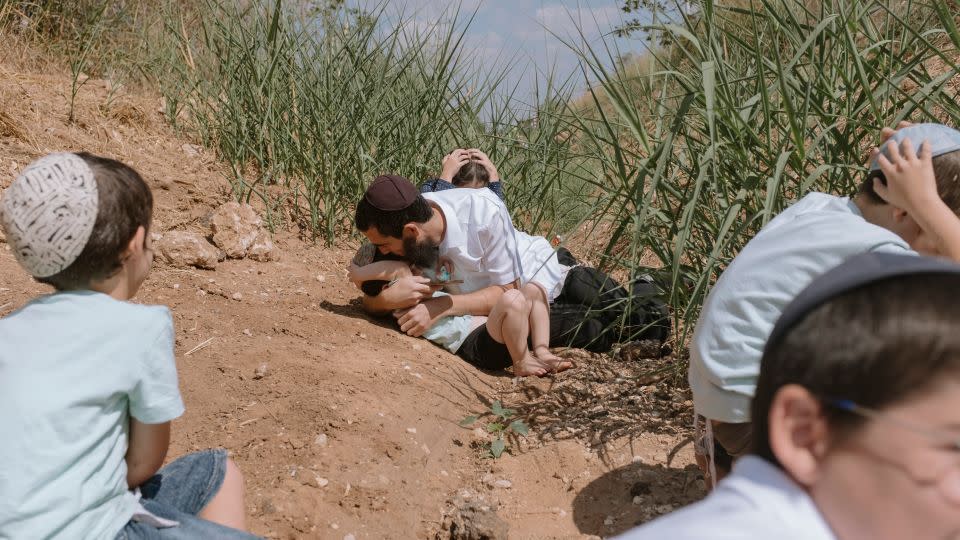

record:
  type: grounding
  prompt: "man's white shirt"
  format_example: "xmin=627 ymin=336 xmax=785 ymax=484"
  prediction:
xmin=423 ymin=189 xmax=569 ymax=299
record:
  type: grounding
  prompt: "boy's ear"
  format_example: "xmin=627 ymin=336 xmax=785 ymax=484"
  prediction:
xmin=124 ymin=226 xmax=147 ymax=259
xmin=768 ymin=384 xmax=831 ymax=487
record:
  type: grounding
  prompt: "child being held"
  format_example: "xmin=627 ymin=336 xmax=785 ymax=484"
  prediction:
xmin=0 ymin=153 xmax=258 ymax=539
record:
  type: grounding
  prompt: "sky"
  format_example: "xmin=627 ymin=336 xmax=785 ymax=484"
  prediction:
xmin=349 ymin=0 xmax=645 ymax=113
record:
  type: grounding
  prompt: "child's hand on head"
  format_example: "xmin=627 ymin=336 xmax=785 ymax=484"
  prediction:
xmin=873 ymin=138 xmax=938 ymax=215
xmin=468 ymin=149 xmax=500 ymax=182
xmin=440 ymin=149 xmax=470 ymax=181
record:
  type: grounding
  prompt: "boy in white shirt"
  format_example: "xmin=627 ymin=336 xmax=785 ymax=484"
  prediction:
xmin=620 ymin=251 xmax=960 ymax=540
xmin=689 ymin=123 xmax=960 ymax=480
xmin=0 ymin=153 xmax=258 ymax=539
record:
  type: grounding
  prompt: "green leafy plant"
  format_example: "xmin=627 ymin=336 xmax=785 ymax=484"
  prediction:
xmin=460 ymin=400 xmax=529 ymax=458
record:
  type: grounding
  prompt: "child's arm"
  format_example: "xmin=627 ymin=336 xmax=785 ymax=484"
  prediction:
xmin=873 ymin=139 xmax=960 ymax=261
xmin=348 ymin=260 xmax=412 ymax=288
xmin=126 ymin=419 xmax=171 ymax=489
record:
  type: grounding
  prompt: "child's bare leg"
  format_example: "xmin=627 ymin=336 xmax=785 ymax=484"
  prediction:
xmin=486 ymin=290 xmax=542 ymax=375
xmin=521 ymin=284 xmax=574 ymax=373
xmin=199 ymin=458 xmax=248 ymax=531
xmin=488 ymin=290 xmax=565 ymax=377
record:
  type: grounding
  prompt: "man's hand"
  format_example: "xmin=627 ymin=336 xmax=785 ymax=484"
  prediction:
xmin=872 ymin=138 xmax=937 ymax=215
xmin=467 ymin=149 xmax=500 ymax=182
xmin=440 ymin=149 xmax=471 ymax=181
xmin=360 ymin=276 xmax=440 ymax=316
xmin=394 ymin=295 xmax=452 ymax=337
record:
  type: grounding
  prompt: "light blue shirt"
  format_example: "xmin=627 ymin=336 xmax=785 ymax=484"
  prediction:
xmin=0 ymin=291 xmax=185 ymax=539
xmin=689 ymin=193 xmax=914 ymax=422
xmin=420 ymin=287 xmax=476 ymax=353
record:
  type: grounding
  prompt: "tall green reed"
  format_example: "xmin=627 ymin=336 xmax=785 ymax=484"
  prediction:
xmin=159 ymin=1 xmax=587 ymax=244
xmin=565 ymin=0 xmax=960 ymax=349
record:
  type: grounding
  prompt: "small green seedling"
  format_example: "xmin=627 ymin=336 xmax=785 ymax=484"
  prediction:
xmin=460 ymin=400 xmax=529 ymax=458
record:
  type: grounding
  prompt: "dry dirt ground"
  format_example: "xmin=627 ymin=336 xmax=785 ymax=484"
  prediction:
xmin=0 ymin=60 xmax=704 ymax=539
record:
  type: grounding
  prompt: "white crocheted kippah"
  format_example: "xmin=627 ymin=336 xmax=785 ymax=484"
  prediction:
xmin=0 ymin=153 xmax=99 ymax=278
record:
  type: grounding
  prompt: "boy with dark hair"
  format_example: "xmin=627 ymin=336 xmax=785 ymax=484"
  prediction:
xmin=689 ymin=123 xmax=960 ymax=482
xmin=619 ymin=251 xmax=960 ymax=539
xmin=0 ymin=153 xmax=258 ymax=539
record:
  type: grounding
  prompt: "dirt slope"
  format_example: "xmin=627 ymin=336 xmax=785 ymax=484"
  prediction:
xmin=0 ymin=61 xmax=702 ymax=539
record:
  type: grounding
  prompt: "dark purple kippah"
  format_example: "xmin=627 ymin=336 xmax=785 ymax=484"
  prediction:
xmin=364 ymin=175 xmax=419 ymax=211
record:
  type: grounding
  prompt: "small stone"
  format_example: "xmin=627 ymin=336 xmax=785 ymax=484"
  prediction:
xmin=412 ymin=343 xmax=422 ymax=351
xmin=493 ymin=479 xmax=512 ymax=489
xmin=314 ymin=433 xmax=328 ymax=447
xmin=633 ymin=496 xmax=643 ymax=505
xmin=358 ymin=333 xmax=368 ymax=339
xmin=210 ymin=202 xmax=276 ymax=260
xmin=253 ymin=363 xmax=268 ymax=379
xmin=406 ymin=427 xmax=417 ymax=434
xmin=344 ymin=534 xmax=356 ymax=540
xmin=181 ymin=143 xmax=203 ymax=157
xmin=247 ymin=230 xmax=276 ymax=261
xmin=603 ymin=516 xmax=615 ymax=526
xmin=156 ymin=231 xmax=224 ymax=269
xmin=242 ymin=329 xmax=252 ymax=336
xmin=231 ymin=292 xmax=243 ymax=301
xmin=315 ymin=476 xmax=329 ymax=488
xmin=316 ymin=274 xmax=325 ymax=282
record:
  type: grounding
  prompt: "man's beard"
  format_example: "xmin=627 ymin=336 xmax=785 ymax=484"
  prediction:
xmin=403 ymin=236 xmax=440 ymax=269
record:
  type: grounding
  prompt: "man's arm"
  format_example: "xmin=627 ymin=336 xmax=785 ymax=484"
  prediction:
xmin=873 ymin=139 xmax=960 ymax=261
xmin=348 ymin=260 xmax=411 ymax=288
xmin=396 ymin=280 xmax=519 ymax=337
xmin=360 ymin=275 xmax=437 ymax=315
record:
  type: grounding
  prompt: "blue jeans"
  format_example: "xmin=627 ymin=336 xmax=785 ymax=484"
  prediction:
xmin=115 ymin=449 xmax=261 ymax=539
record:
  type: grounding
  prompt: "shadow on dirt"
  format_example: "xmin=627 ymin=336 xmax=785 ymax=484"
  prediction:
xmin=572 ymin=459 xmax=705 ymax=537
xmin=318 ymin=299 xmax=400 ymax=331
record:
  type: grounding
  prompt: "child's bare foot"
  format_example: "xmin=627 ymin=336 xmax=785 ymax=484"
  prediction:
xmin=514 ymin=348 xmax=575 ymax=377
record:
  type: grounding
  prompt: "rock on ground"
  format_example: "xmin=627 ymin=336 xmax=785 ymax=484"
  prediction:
xmin=247 ymin=230 xmax=276 ymax=262
xmin=438 ymin=489 xmax=508 ymax=540
xmin=210 ymin=202 xmax=275 ymax=261
xmin=156 ymin=231 xmax=223 ymax=270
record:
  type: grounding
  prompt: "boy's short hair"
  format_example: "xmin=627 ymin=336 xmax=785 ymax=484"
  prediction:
xmin=751 ymin=257 xmax=960 ymax=464
xmin=859 ymin=124 xmax=960 ymax=212
xmin=40 ymin=153 xmax=153 ymax=290
xmin=354 ymin=189 xmax=433 ymax=239
xmin=452 ymin=161 xmax=490 ymax=188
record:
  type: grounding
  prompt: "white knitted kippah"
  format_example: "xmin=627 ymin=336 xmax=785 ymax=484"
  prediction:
xmin=0 ymin=153 xmax=99 ymax=278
